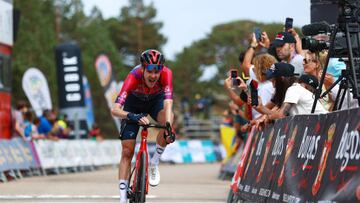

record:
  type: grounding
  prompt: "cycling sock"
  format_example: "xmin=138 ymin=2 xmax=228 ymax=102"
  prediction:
xmin=150 ymin=144 xmax=165 ymax=166
xmin=119 ymin=179 xmax=128 ymax=202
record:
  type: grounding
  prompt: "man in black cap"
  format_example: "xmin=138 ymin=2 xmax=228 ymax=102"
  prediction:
xmin=273 ymin=32 xmax=304 ymax=75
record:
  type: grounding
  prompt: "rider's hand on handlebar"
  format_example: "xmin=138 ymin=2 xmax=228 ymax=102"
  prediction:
xmin=127 ymin=113 xmax=149 ymax=125
xmin=164 ymin=122 xmax=176 ymax=144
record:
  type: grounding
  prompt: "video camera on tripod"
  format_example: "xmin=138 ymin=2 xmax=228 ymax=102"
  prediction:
xmin=301 ymin=0 xmax=360 ymax=112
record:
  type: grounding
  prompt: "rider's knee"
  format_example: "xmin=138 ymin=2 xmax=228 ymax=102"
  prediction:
xmin=122 ymin=147 xmax=134 ymax=159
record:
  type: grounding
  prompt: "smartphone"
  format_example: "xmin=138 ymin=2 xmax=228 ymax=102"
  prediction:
xmin=240 ymin=90 xmax=248 ymax=103
xmin=230 ymin=69 xmax=240 ymax=87
xmin=285 ymin=17 xmax=293 ymax=32
xmin=249 ymin=80 xmax=259 ymax=106
xmin=253 ymin=27 xmax=262 ymax=42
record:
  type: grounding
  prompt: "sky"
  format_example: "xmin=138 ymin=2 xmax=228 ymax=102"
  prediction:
xmin=84 ymin=0 xmax=311 ymax=60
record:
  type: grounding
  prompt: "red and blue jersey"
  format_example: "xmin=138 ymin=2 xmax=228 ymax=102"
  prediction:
xmin=115 ymin=65 xmax=173 ymax=105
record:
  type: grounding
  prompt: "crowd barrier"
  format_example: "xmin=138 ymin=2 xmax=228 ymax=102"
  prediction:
xmin=0 ymin=138 xmax=225 ymax=182
xmin=229 ymin=107 xmax=360 ymax=203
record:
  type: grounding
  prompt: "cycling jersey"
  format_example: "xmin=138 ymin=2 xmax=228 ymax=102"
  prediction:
xmin=115 ymin=65 xmax=173 ymax=105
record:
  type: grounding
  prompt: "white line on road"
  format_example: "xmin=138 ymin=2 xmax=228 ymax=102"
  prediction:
xmin=0 ymin=194 xmax=157 ymax=199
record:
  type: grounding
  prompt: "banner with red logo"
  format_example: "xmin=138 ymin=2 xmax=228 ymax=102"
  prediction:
xmin=94 ymin=54 xmax=121 ymax=132
xmin=232 ymin=108 xmax=360 ymax=202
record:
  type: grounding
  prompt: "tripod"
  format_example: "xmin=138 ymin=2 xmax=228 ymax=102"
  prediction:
xmin=311 ymin=20 xmax=360 ymax=112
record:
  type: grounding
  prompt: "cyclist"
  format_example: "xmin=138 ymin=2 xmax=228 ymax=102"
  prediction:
xmin=111 ymin=49 xmax=175 ymax=203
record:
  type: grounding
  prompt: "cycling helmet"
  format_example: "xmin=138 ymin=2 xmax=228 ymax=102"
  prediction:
xmin=140 ymin=49 xmax=165 ymax=71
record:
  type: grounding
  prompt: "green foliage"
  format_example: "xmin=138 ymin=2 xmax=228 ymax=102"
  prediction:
xmin=12 ymin=0 xmax=58 ymax=105
xmin=59 ymin=0 xmax=124 ymax=138
xmin=105 ymin=0 xmax=167 ymax=68
xmin=11 ymin=0 xmax=167 ymax=138
xmin=10 ymin=0 xmax=299 ymax=136
xmin=171 ymin=20 xmax=292 ymax=103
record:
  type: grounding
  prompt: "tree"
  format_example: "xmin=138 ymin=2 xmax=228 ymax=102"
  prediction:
xmin=12 ymin=0 xmax=58 ymax=106
xmin=59 ymin=0 xmax=124 ymax=137
xmin=105 ymin=0 xmax=167 ymax=67
xmin=171 ymin=20 xmax=287 ymax=105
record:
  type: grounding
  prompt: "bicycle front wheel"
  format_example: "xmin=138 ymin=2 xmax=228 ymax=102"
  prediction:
xmin=135 ymin=152 xmax=146 ymax=203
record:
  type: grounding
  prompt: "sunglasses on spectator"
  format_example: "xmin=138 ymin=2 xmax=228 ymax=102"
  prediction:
xmin=303 ymin=58 xmax=316 ymax=64
xmin=145 ymin=64 xmax=164 ymax=71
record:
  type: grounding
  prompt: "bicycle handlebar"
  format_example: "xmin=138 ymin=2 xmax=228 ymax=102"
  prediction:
xmin=125 ymin=121 xmax=171 ymax=132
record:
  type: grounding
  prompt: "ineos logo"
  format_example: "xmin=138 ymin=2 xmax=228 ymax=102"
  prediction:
xmin=62 ymin=53 xmax=81 ymax=102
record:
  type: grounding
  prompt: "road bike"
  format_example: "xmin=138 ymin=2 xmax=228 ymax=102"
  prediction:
xmin=127 ymin=121 xmax=172 ymax=203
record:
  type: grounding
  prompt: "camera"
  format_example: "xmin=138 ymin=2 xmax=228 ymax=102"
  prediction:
xmin=301 ymin=37 xmax=329 ymax=52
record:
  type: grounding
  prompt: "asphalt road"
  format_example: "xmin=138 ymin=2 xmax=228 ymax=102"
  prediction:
xmin=0 ymin=163 xmax=231 ymax=202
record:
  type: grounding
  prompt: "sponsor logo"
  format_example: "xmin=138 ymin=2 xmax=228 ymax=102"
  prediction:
xmin=255 ymin=132 xmax=265 ymax=159
xmin=271 ymin=129 xmax=285 ymax=165
xmin=297 ymin=127 xmax=320 ymax=170
xmin=62 ymin=53 xmax=82 ymax=102
xmin=335 ymin=123 xmax=360 ymax=172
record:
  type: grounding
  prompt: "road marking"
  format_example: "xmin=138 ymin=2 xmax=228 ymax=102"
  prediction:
xmin=0 ymin=195 xmax=157 ymax=199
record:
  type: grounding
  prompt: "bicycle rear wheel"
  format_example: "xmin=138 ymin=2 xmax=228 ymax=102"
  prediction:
xmin=134 ymin=152 xmax=146 ymax=203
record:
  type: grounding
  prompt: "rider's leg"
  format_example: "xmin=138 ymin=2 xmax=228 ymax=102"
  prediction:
xmin=150 ymin=109 xmax=174 ymax=165
xmin=119 ymin=139 xmax=136 ymax=203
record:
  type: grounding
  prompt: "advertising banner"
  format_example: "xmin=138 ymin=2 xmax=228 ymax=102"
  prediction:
xmin=22 ymin=68 xmax=52 ymax=117
xmin=94 ymin=54 xmax=121 ymax=132
xmin=55 ymin=43 xmax=88 ymax=138
xmin=82 ymin=76 xmax=94 ymax=130
xmin=233 ymin=108 xmax=360 ymax=202
xmin=0 ymin=138 xmax=39 ymax=172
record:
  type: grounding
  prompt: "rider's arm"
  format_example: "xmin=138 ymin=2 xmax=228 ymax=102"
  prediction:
xmin=111 ymin=73 xmax=136 ymax=119
xmin=111 ymin=103 xmax=129 ymax=119
xmin=161 ymin=67 xmax=174 ymax=125
xmin=164 ymin=99 xmax=173 ymax=124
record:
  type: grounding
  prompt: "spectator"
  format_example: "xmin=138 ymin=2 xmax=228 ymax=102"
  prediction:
xmin=88 ymin=123 xmax=103 ymax=141
xmin=37 ymin=109 xmax=59 ymax=141
xmin=240 ymin=45 xmax=278 ymax=118
xmin=298 ymin=74 xmax=319 ymax=93
xmin=56 ymin=114 xmax=71 ymax=139
xmin=12 ymin=100 xmax=28 ymax=139
xmin=256 ymin=63 xmax=327 ymax=124
xmin=242 ymin=31 xmax=271 ymax=77
xmin=221 ymin=110 xmax=233 ymax=127
xmin=273 ymin=32 xmax=304 ymax=75
xmin=23 ymin=111 xmax=45 ymax=141
xmin=322 ymin=58 xmax=359 ymax=110
xmin=228 ymin=101 xmax=249 ymax=151
xmin=302 ymin=51 xmax=333 ymax=110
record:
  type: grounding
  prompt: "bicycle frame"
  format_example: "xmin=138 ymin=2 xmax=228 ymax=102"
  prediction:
xmin=132 ymin=127 xmax=149 ymax=195
xmin=127 ymin=122 xmax=171 ymax=202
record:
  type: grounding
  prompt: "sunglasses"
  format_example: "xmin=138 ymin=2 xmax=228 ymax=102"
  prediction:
xmin=145 ymin=64 xmax=164 ymax=71
xmin=303 ymin=58 xmax=315 ymax=64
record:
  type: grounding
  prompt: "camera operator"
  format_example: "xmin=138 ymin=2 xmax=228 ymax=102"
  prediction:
xmin=301 ymin=23 xmax=359 ymax=110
